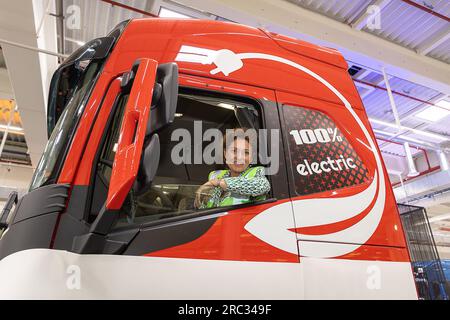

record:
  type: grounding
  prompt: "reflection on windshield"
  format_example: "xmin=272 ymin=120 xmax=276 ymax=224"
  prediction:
xmin=29 ymin=61 xmax=102 ymax=191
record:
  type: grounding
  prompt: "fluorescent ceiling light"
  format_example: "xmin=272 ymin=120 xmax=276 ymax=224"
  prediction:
xmin=373 ymin=128 xmax=435 ymax=146
xmin=0 ymin=124 xmax=23 ymax=132
xmin=159 ymin=8 xmax=192 ymax=19
xmin=370 ymin=118 xmax=448 ymax=141
xmin=387 ymin=168 xmax=403 ymax=175
xmin=65 ymin=37 xmax=86 ymax=47
xmin=436 ymin=100 xmax=450 ymax=109
xmin=415 ymin=104 xmax=450 ymax=122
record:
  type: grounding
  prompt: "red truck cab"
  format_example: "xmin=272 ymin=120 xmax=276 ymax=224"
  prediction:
xmin=0 ymin=19 xmax=417 ymax=299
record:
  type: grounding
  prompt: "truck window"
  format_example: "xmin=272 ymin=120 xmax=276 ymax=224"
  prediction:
xmin=90 ymin=88 xmax=271 ymax=227
xmin=30 ymin=30 xmax=125 ymax=191
xmin=88 ymin=93 xmax=128 ymax=222
xmin=282 ymin=104 xmax=370 ymax=196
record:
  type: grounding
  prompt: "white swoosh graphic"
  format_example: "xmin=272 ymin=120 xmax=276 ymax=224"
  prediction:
xmin=200 ymin=49 xmax=386 ymax=258
xmin=245 ymin=202 xmax=299 ymax=255
xmin=293 ymin=173 xmax=377 ymax=227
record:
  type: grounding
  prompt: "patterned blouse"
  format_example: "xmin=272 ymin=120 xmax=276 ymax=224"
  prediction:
xmin=202 ymin=166 xmax=271 ymax=208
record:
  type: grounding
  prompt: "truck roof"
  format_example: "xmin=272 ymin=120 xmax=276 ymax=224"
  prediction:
xmin=106 ymin=18 xmax=362 ymax=109
xmin=132 ymin=18 xmax=348 ymax=68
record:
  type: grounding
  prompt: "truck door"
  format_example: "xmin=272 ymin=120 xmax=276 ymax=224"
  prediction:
xmin=278 ymin=91 xmax=375 ymax=252
xmin=63 ymin=72 xmax=299 ymax=263
xmin=277 ymin=90 xmax=414 ymax=299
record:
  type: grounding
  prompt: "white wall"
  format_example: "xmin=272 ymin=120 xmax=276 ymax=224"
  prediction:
xmin=0 ymin=163 xmax=33 ymax=189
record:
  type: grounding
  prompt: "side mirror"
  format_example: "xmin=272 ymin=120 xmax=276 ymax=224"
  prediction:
xmin=106 ymin=60 xmax=179 ymax=210
xmin=148 ymin=63 xmax=179 ymax=134
xmin=106 ymin=59 xmax=159 ymax=210
xmin=120 ymin=62 xmax=178 ymax=136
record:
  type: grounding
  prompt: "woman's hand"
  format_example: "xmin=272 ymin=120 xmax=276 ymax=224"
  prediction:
xmin=219 ymin=179 xmax=227 ymax=190
xmin=194 ymin=180 xmax=228 ymax=208
xmin=209 ymin=179 xmax=227 ymax=190
xmin=194 ymin=181 xmax=215 ymax=208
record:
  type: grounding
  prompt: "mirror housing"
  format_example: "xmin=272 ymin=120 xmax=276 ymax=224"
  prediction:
xmin=106 ymin=59 xmax=158 ymax=210
xmin=106 ymin=60 xmax=179 ymax=211
xmin=148 ymin=62 xmax=179 ymax=134
xmin=133 ymin=134 xmax=160 ymax=196
xmin=121 ymin=62 xmax=178 ymax=136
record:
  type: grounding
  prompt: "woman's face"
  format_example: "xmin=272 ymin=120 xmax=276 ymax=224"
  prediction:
xmin=225 ymin=137 xmax=253 ymax=174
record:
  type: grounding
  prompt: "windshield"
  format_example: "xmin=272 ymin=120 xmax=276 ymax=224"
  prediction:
xmin=29 ymin=60 xmax=103 ymax=191
xmin=29 ymin=22 xmax=128 ymax=191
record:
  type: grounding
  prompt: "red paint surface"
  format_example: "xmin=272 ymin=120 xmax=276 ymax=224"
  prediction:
xmin=57 ymin=19 xmax=411 ymax=263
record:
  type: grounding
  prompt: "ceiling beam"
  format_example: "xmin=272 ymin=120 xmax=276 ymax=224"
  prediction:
xmin=400 ymin=0 xmax=450 ymax=23
xmin=100 ymin=0 xmax=157 ymax=17
xmin=178 ymin=0 xmax=450 ymax=95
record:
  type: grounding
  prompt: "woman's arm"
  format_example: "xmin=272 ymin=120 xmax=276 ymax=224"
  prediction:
xmin=222 ymin=167 xmax=270 ymax=197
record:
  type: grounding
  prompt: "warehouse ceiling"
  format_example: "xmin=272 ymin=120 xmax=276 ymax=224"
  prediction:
xmin=0 ymin=100 xmax=30 ymax=165
xmin=289 ymin=0 xmax=450 ymax=64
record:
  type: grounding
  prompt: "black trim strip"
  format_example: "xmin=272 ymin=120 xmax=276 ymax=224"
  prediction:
xmin=114 ymin=197 xmax=278 ymax=234
xmin=11 ymin=184 xmax=70 ymax=225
